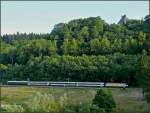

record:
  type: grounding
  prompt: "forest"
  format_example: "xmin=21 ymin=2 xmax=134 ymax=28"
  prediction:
xmin=0 ymin=16 xmax=150 ymax=87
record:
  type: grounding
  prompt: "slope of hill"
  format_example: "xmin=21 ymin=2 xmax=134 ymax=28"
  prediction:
xmin=0 ymin=16 xmax=150 ymax=87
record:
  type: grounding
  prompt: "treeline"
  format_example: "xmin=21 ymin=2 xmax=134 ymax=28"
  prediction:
xmin=0 ymin=16 xmax=150 ymax=86
xmin=0 ymin=36 xmax=149 ymax=65
xmin=1 ymin=17 xmax=149 ymax=56
xmin=1 ymin=53 xmax=149 ymax=86
xmin=1 ymin=33 xmax=50 ymax=43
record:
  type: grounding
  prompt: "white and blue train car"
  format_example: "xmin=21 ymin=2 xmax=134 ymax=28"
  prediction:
xmin=7 ymin=81 xmax=128 ymax=88
xmin=7 ymin=81 xmax=28 ymax=85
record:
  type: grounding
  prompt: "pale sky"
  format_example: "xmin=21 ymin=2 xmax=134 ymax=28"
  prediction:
xmin=1 ymin=1 xmax=149 ymax=35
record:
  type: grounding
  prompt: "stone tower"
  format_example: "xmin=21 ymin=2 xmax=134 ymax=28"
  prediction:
xmin=118 ymin=15 xmax=129 ymax=24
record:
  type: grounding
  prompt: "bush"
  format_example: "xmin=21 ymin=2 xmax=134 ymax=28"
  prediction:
xmin=24 ymin=92 xmax=68 ymax=112
xmin=79 ymin=104 xmax=91 ymax=113
xmin=64 ymin=104 xmax=106 ymax=113
xmin=63 ymin=104 xmax=81 ymax=113
xmin=92 ymin=89 xmax=116 ymax=112
xmin=1 ymin=104 xmax=24 ymax=112
xmin=90 ymin=104 xmax=105 ymax=113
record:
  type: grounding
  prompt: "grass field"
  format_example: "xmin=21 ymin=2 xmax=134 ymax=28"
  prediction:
xmin=1 ymin=86 xmax=150 ymax=113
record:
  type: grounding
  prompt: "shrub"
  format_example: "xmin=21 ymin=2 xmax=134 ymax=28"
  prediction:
xmin=1 ymin=104 xmax=24 ymax=112
xmin=90 ymin=104 xmax=105 ymax=113
xmin=92 ymin=89 xmax=116 ymax=112
xmin=64 ymin=104 xmax=106 ymax=113
xmin=24 ymin=92 xmax=63 ymax=112
xmin=79 ymin=104 xmax=91 ymax=113
xmin=63 ymin=104 xmax=81 ymax=113
xmin=59 ymin=93 xmax=68 ymax=108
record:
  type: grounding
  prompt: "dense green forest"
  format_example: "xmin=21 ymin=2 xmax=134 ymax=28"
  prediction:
xmin=0 ymin=16 xmax=150 ymax=87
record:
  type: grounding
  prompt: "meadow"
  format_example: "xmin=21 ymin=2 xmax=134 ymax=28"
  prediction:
xmin=1 ymin=86 xmax=150 ymax=113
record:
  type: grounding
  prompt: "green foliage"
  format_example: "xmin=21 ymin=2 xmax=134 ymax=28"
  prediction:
xmin=92 ymin=89 xmax=116 ymax=112
xmin=24 ymin=92 xmax=68 ymax=112
xmin=123 ymin=38 xmax=138 ymax=54
xmin=79 ymin=26 xmax=89 ymax=41
xmin=90 ymin=104 xmax=105 ymax=113
xmin=138 ymin=31 xmax=146 ymax=45
xmin=0 ymin=16 xmax=150 ymax=86
xmin=100 ymin=37 xmax=110 ymax=54
xmin=61 ymin=38 xmax=79 ymax=55
xmin=1 ymin=16 xmax=150 ymax=113
xmin=138 ymin=50 xmax=150 ymax=103
xmin=2 ymin=87 xmax=150 ymax=113
xmin=138 ymin=50 xmax=150 ymax=91
xmin=90 ymin=38 xmax=101 ymax=55
xmin=112 ymin=37 xmax=122 ymax=52
xmin=145 ymin=92 xmax=150 ymax=103
xmin=91 ymin=18 xmax=103 ymax=38
xmin=3 ymin=54 xmax=140 ymax=85
xmin=2 ymin=104 xmax=24 ymax=112
xmin=64 ymin=104 xmax=106 ymax=113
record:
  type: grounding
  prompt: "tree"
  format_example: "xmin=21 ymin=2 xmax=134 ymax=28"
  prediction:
xmin=100 ymin=37 xmax=110 ymax=54
xmin=79 ymin=26 xmax=89 ymax=41
xmin=90 ymin=39 xmax=101 ymax=55
xmin=61 ymin=38 xmax=79 ymax=55
xmin=138 ymin=50 xmax=150 ymax=93
xmin=95 ymin=18 xmax=103 ymax=33
xmin=68 ymin=39 xmax=79 ymax=55
xmin=138 ymin=31 xmax=146 ymax=45
xmin=124 ymin=38 xmax=138 ymax=54
xmin=130 ymin=38 xmax=138 ymax=53
xmin=64 ymin=30 xmax=72 ymax=39
xmin=0 ymin=42 xmax=16 ymax=64
xmin=0 ymin=64 xmax=8 ymax=83
xmin=61 ymin=38 xmax=69 ymax=55
xmin=91 ymin=26 xmax=99 ymax=39
xmin=112 ymin=37 xmax=122 ymax=53
xmin=91 ymin=18 xmax=103 ymax=39
xmin=143 ymin=37 xmax=150 ymax=55
xmin=46 ymin=40 xmax=57 ymax=56
xmin=137 ymin=50 xmax=150 ymax=104
xmin=92 ymin=89 xmax=116 ymax=112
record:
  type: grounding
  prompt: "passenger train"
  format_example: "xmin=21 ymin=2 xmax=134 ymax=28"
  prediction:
xmin=7 ymin=81 xmax=128 ymax=88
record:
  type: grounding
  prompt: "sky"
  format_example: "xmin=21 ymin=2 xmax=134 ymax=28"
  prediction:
xmin=1 ymin=1 xmax=149 ymax=35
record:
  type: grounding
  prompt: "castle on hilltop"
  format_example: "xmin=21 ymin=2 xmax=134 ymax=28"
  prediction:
xmin=118 ymin=15 xmax=129 ymax=24
xmin=118 ymin=14 xmax=150 ymax=25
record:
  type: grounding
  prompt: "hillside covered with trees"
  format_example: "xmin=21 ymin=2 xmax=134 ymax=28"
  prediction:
xmin=0 ymin=16 xmax=150 ymax=87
